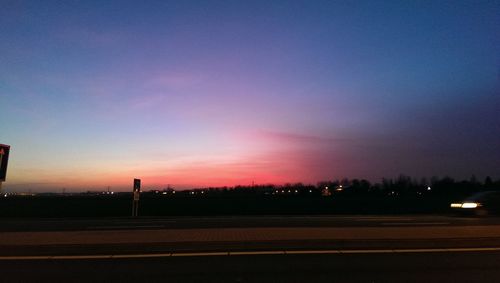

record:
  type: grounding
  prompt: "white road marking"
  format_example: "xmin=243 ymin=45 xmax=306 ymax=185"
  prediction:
xmin=86 ymin=225 xmax=165 ymax=230
xmin=354 ymin=217 xmax=414 ymax=221
xmin=171 ymin=252 xmax=228 ymax=257
xmin=381 ymin=222 xmax=450 ymax=226
xmin=339 ymin=249 xmax=394 ymax=254
xmin=112 ymin=220 xmax=177 ymax=224
xmin=2 ymin=247 xmax=500 ymax=260
xmin=230 ymin=251 xmax=285 ymax=256
xmin=112 ymin=253 xmax=172 ymax=258
xmin=285 ymin=250 xmax=340 ymax=255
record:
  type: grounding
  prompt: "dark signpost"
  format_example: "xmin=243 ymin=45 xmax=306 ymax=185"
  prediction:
xmin=132 ymin=178 xmax=141 ymax=217
xmin=0 ymin=144 xmax=10 ymax=192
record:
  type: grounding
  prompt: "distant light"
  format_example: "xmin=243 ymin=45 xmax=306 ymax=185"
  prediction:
xmin=309 ymin=190 xmax=312 ymax=193
xmin=461 ymin=202 xmax=478 ymax=209
xmin=294 ymin=190 xmax=298 ymax=193
xmin=111 ymin=192 xmax=114 ymax=194
xmin=173 ymin=191 xmax=176 ymax=194
xmin=339 ymin=185 xmax=342 ymax=188
xmin=325 ymin=186 xmax=329 ymax=190
xmin=450 ymin=203 xmax=462 ymax=208
xmin=162 ymin=192 xmax=167 ymax=195
xmin=201 ymin=191 xmax=204 ymax=194
xmin=427 ymin=187 xmax=431 ymax=191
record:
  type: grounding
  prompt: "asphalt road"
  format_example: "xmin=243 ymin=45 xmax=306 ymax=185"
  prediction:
xmin=2 ymin=215 xmax=500 ymax=282
xmin=2 ymin=252 xmax=500 ymax=283
xmin=2 ymin=215 xmax=500 ymax=256
xmin=0 ymin=214 xmax=497 ymax=232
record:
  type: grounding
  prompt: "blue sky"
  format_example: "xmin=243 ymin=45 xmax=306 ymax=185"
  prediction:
xmin=0 ymin=0 xmax=498 ymax=191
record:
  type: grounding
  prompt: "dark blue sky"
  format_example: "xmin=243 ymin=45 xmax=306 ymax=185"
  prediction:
xmin=0 ymin=0 xmax=498 ymax=191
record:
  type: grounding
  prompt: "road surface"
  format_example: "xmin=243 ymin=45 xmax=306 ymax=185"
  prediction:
xmin=0 ymin=214 xmax=497 ymax=232
xmin=2 ymin=252 xmax=500 ymax=282
xmin=1 ymin=215 xmax=500 ymax=282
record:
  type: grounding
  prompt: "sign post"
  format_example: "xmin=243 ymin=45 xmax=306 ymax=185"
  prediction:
xmin=0 ymin=144 xmax=10 ymax=194
xmin=132 ymin=178 xmax=141 ymax=217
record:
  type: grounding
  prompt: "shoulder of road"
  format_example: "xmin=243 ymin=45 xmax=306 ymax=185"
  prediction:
xmin=1 ymin=215 xmax=500 ymax=258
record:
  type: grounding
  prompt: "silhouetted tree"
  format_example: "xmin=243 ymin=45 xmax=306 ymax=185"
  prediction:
xmin=485 ymin=176 xmax=493 ymax=189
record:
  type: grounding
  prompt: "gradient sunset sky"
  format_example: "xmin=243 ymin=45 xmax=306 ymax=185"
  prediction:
xmin=1 ymin=0 xmax=499 ymax=192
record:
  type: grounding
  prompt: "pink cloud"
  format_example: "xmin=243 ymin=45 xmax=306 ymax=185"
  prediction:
xmin=255 ymin=130 xmax=349 ymax=144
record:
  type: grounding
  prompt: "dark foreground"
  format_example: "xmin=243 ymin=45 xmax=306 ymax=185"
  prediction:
xmin=2 ymin=214 xmax=498 ymax=232
xmin=0 ymin=194 xmax=458 ymax=217
xmin=2 ymin=215 xmax=500 ymax=282
xmin=3 ymin=252 xmax=500 ymax=283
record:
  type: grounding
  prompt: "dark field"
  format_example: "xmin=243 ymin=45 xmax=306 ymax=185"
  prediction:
xmin=0 ymin=194 xmax=456 ymax=218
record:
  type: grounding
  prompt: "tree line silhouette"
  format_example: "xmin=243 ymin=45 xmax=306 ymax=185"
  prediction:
xmin=144 ymin=175 xmax=499 ymax=199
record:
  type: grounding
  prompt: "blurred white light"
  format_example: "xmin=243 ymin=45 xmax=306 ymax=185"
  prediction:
xmin=461 ymin=202 xmax=478 ymax=208
xmin=450 ymin=203 xmax=462 ymax=208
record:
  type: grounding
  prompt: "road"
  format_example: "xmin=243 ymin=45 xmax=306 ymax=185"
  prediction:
xmin=1 ymin=215 xmax=500 ymax=282
xmin=2 ymin=252 xmax=500 ymax=282
xmin=1 ymin=214 xmax=498 ymax=232
xmin=1 ymin=215 xmax=500 ymax=255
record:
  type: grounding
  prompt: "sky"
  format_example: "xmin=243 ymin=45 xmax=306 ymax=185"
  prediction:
xmin=1 ymin=0 xmax=499 ymax=192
